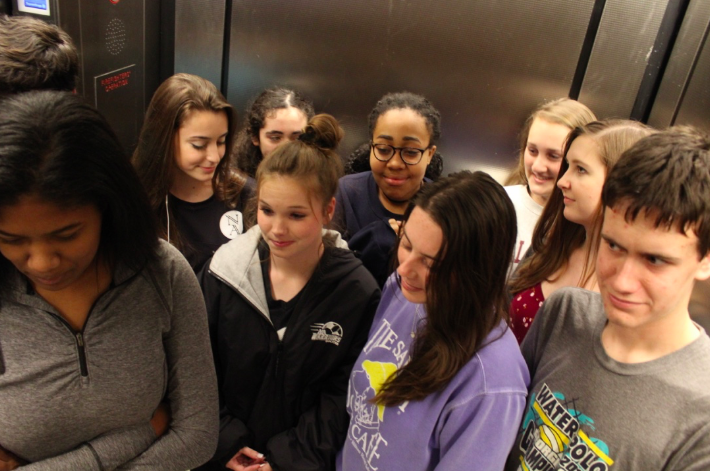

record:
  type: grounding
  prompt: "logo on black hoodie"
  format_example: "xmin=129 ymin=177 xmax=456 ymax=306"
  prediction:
xmin=311 ymin=322 xmax=343 ymax=345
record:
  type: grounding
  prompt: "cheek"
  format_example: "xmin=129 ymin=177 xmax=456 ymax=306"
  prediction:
xmin=369 ymin=152 xmax=385 ymax=173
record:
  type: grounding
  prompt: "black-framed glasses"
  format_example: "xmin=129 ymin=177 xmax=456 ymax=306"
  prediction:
xmin=371 ymin=142 xmax=430 ymax=165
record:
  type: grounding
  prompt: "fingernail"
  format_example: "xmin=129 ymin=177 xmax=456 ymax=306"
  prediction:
xmin=258 ymin=453 xmax=264 ymax=458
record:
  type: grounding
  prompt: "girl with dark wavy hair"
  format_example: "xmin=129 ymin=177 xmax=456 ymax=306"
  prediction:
xmin=0 ymin=91 xmax=217 ymax=470
xmin=133 ymin=73 xmax=253 ymax=273
xmin=233 ymin=87 xmax=315 ymax=178
xmin=338 ymin=171 xmax=529 ymax=471
xmin=198 ymin=114 xmax=380 ymax=471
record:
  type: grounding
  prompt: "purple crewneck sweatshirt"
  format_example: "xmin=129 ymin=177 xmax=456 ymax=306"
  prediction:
xmin=338 ymin=276 xmax=530 ymax=471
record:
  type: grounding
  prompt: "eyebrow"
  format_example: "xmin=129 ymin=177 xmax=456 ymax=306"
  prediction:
xmin=375 ymin=134 xmax=423 ymax=144
xmin=0 ymin=222 xmax=83 ymax=238
xmin=601 ymin=234 xmax=680 ymax=263
xmin=258 ymin=200 xmax=309 ymax=210
xmin=189 ymin=132 xmax=228 ymax=140
xmin=402 ymin=227 xmax=438 ymax=260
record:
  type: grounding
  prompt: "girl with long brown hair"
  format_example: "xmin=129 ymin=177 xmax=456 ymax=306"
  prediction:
xmin=338 ymin=171 xmax=529 ymax=471
xmin=509 ymin=120 xmax=654 ymax=343
xmin=133 ymin=73 xmax=252 ymax=273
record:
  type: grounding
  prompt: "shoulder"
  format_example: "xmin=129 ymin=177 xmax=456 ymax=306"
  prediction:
xmin=321 ymin=246 xmax=380 ymax=294
xmin=542 ymin=287 xmax=604 ymax=328
xmin=338 ymin=171 xmax=372 ymax=194
xmin=466 ymin=323 xmax=529 ymax=395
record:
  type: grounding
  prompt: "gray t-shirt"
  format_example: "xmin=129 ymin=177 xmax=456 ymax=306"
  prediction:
xmin=506 ymin=287 xmax=710 ymax=471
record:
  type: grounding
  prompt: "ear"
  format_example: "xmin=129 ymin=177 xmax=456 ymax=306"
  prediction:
xmin=323 ymin=197 xmax=336 ymax=224
xmin=251 ymin=135 xmax=260 ymax=147
xmin=695 ymin=252 xmax=710 ymax=281
xmin=425 ymin=145 xmax=437 ymax=166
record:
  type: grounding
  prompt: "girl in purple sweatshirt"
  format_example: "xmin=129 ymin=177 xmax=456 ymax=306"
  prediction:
xmin=338 ymin=171 xmax=530 ymax=471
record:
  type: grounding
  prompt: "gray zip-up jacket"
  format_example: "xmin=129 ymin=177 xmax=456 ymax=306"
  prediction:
xmin=0 ymin=240 xmax=218 ymax=470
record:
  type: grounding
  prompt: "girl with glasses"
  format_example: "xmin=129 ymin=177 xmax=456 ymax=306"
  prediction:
xmin=335 ymin=92 xmax=442 ymax=287
xmin=338 ymin=171 xmax=529 ymax=471
xmin=197 ymin=114 xmax=380 ymax=471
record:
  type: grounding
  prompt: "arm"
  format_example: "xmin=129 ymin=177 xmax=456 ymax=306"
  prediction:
xmin=434 ymin=391 xmax=527 ymax=471
xmin=115 ymin=256 xmax=219 ymax=469
xmin=266 ymin=289 xmax=380 ymax=471
xmin=199 ymin=265 xmax=255 ymax=468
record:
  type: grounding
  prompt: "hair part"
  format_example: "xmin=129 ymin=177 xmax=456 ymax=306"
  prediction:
xmin=509 ymin=119 xmax=654 ymax=294
xmin=0 ymin=91 xmax=158 ymax=284
xmin=234 ymin=87 xmax=315 ymax=177
xmin=0 ymin=15 xmax=78 ymax=94
xmin=132 ymin=73 xmax=246 ymax=252
xmin=505 ymin=98 xmax=596 ymax=186
xmin=602 ymin=125 xmax=710 ymax=257
xmin=374 ymin=171 xmax=516 ymax=406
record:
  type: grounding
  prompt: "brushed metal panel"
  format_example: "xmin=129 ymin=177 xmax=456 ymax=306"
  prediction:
xmin=579 ymin=0 xmax=669 ymax=120
xmin=648 ymin=0 xmax=710 ymax=128
xmin=175 ymin=0 xmax=225 ymax=89
xmin=674 ymin=33 xmax=710 ymax=130
xmin=226 ymin=0 xmax=594 ymax=180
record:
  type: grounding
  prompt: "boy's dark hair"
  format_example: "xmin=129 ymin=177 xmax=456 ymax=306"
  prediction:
xmin=602 ymin=125 xmax=710 ymax=257
xmin=0 ymin=15 xmax=79 ymax=94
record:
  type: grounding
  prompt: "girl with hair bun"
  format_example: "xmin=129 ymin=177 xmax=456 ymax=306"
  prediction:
xmin=133 ymin=73 xmax=253 ymax=273
xmin=198 ymin=114 xmax=380 ymax=471
xmin=338 ymin=171 xmax=529 ymax=471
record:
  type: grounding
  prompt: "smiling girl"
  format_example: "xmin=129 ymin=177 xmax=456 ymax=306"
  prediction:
xmin=133 ymin=73 xmax=253 ymax=273
xmin=338 ymin=171 xmax=529 ymax=471
xmin=508 ymin=120 xmax=653 ymax=343
xmin=504 ymin=98 xmax=596 ymax=273
xmin=335 ymin=92 xmax=442 ymax=286
xmin=198 ymin=114 xmax=380 ymax=471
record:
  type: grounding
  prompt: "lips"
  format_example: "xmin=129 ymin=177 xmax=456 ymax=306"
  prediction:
xmin=270 ymin=239 xmax=294 ymax=249
xmin=28 ymin=272 xmax=66 ymax=287
xmin=607 ymin=293 xmax=642 ymax=310
xmin=401 ymin=278 xmax=422 ymax=293
xmin=530 ymin=173 xmax=552 ymax=185
xmin=383 ymin=175 xmax=407 ymax=187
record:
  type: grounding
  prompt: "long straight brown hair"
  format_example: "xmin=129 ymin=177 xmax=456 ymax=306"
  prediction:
xmin=509 ymin=120 xmax=654 ymax=294
xmin=374 ymin=171 xmax=517 ymax=406
xmin=132 ymin=73 xmax=247 ymax=252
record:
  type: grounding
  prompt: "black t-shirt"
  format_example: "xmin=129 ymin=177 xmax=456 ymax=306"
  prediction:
xmin=170 ymin=179 xmax=255 ymax=273
xmin=258 ymin=241 xmax=308 ymax=333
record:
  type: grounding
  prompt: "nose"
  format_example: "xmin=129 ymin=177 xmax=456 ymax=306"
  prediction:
xmin=26 ymin=242 xmax=61 ymax=274
xmin=207 ymin=143 xmax=223 ymax=164
xmin=272 ymin=216 xmax=287 ymax=235
xmin=531 ymin=155 xmax=550 ymax=175
xmin=397 ymin=251 xmax=416 ymax=279
xmin=606 ymin=257 xmax=639 ymax=294
xmin=386 ymin=151 xmax=407 ymax=169
xmin=557 ymin=169 xmax=571 ymax=189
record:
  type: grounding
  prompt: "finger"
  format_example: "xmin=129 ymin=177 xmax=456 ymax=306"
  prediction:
xmin=238 ymin=447 xmax=265 ymax=461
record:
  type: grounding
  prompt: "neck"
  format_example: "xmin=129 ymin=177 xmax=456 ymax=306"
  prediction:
xmin=378 ymin=188 xmax=409 ymax=214
xmin=601 ymin=314 xmax=700 ymax=363
xmin=269 ymin=240 xmax=324 ymax=280
xmin=170 ymin=174 xmax=214 ymax=203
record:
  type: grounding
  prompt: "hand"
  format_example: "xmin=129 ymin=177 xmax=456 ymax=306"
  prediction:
xmin=0 ymin=445 xmax=25 ymax=471
xmin=150 ymin=402 xmax=171 ymax=437
xmin=225 ymin=447 xmax=267 ymax=471
xmin=388 ymin=218 xmax=402 ymax=235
